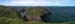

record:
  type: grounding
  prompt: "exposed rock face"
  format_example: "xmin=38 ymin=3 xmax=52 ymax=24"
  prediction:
xmin=16 ymin=7 xmax=52 ymax=22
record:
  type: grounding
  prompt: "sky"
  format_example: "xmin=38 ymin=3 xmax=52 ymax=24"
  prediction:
xmin=0 ymin=0 xmax=75 ymax=6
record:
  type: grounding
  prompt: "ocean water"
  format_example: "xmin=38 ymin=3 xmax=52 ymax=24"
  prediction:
xmin=46 ymin=6 xmax=75 ymax=23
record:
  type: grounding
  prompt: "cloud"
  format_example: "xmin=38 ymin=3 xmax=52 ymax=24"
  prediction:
xmin=0 ymin=0 xmax=75 ymax=6
xmin=1 ymin=0 xmax=62 ymax=6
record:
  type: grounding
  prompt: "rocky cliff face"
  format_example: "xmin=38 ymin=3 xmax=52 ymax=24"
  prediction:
xmin=16 ymin=7 xmax=52 ymax=22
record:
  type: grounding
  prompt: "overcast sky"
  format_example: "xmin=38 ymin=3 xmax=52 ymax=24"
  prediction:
xmin=0 ymin=0 xmax=75 ymax=6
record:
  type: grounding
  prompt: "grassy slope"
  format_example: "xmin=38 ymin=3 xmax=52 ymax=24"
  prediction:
xmin=0 ymin=8 xmax=25 ymax=24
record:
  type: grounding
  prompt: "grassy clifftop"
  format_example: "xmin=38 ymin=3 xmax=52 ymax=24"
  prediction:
xmin=0 ymin=6 xmax=49 ymax=24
